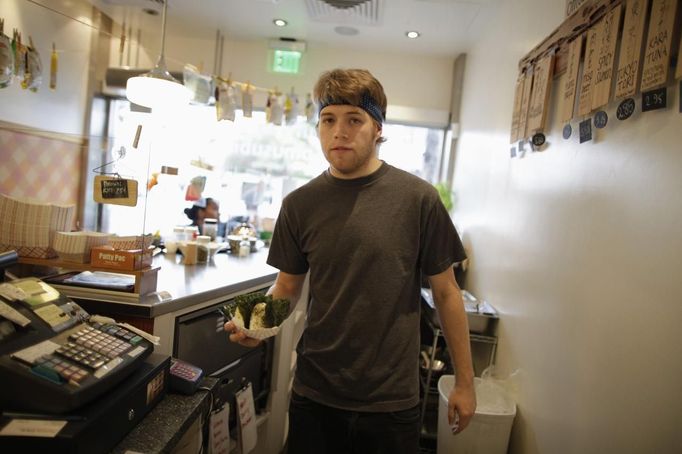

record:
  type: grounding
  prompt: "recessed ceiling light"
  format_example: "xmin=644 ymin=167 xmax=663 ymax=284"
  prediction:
xmin=273 ymin=19 xmax=288 ymax=27
xmin=334 ymin=26 xmax=359 ymax=36
xmin=406 ymin=31 xmax=420 ymax=39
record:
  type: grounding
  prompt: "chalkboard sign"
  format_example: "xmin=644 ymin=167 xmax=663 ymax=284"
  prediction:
xmin=642 ymin=87 xmax=666 ymax=112
xmin=579 ymin=119 xmax=592 ymax=143
xmin=93 ymin=176 xmax=138 ymax=207
xmin=617 ymin=98 xmax=636 ymax=120
xmin=563 ymin=123 xmax=572 ymax=139
xmin=101 ymin=179 xmax=129 ymax=199
xmin=593 ymin=111 xmax=608 ymax=129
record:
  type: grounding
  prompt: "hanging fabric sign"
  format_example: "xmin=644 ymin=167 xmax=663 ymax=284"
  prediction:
xmin=640 ymin=0 xmax=678 ymax=91
xmin=615 ymin=0 xmax=650 ymax=99
xmin=526 ymin=52 xmax=555 ymax=134
xmin=578 ymin=24 xmax=602 ymax=117
xmin=591 ymin=4 xmax=623 ymax=110
xmin=561 ymin=35 xmax=583 ymax=123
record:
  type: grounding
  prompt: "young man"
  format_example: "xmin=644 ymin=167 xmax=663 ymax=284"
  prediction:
xmin=225 ymin=68 xmax=476 ymax=453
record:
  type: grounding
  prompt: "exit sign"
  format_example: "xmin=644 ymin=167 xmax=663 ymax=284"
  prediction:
xmin=272 ymin=50 xmax=301 ymax=74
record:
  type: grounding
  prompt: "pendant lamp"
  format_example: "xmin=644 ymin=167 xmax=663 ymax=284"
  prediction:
xmin=126 ymin=0 xmax=190 ymax=108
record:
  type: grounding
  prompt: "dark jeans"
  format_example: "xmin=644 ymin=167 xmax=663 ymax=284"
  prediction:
xmin=287 ymin=391 xmax=421 ymax=454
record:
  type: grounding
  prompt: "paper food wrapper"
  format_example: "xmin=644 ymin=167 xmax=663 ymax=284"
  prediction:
xmin=231 ymin=316 xmax=281 ymax=340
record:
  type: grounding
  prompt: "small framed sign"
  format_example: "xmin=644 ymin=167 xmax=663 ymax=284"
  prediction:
xmin=642 ymin=87 xmax=667 ymax=112
xmin=93 ymin=176 xmax=138 ymax=207
xmin=593 ymin=111 xmax=608 ymax=129
xmin=579 ymin=119 xmax=592 ymax=143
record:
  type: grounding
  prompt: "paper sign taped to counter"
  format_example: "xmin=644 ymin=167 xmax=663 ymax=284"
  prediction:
xmin=236 ymin=383 xmax=257 ymax=454
xmin=209 ymin=404 xmax=230 ymax=454
xmin=93 ymin=176 xmax=138 ymax=207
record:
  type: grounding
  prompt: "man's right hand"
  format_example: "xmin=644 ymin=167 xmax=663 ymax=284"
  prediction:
xmin=224 ymin=320 xmax=262 ymax=348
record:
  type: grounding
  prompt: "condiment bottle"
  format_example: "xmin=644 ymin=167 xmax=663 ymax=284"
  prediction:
xmin=196 ymin=235 xmax=210 ymax=263
xmin=238 ymin=236 xmax=250 ymax=257
xmin=203 ymin=218 xmax=218 ymax=241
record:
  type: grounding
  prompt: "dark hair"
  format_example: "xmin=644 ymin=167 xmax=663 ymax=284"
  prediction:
xmin=184 ymin=197 xmax=216 ymax=225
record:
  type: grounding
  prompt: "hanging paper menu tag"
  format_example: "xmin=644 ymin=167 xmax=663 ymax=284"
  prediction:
xmin=93 ymin=176 xmax=138 ymax=207
xmin=561 ymin=35 xmax=583 ymax=123
xmin=640 ymin=0 xmax=678 ymax=91
xmin=510 ymin=72 xmax=525 ymax=143
xmin=235 ymin=383 xmax=257 ymax=454
xmin=591 ymin=4 xmax=622 ymax=110
xmin=615 ymin=0 xmax=649 ymax=99
xmin=526 ymin=52 xmax=554 ymax=134
xmin=578 ymin=23 xmax=601 ymax=116
xmin=517 ymin=68 xmax=534 ymax=140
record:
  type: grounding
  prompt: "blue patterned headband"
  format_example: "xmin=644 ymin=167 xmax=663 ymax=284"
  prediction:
xmin=318 ymin=92 xmax=385 ymax=125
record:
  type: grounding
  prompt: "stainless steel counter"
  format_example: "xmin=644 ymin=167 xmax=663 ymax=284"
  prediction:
xmin=70 ymin=249 xmax=278 ymax=319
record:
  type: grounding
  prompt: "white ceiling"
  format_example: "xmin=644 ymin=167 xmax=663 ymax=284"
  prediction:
xmin=90 ymin=0 xmax=502 ymax=57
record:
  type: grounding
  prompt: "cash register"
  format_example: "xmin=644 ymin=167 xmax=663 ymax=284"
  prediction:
xmin=0 ymin=250 xmax=169 ymax=452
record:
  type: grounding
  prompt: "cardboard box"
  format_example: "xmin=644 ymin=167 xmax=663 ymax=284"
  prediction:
xmin=90 ymin=246 xmax=153 ymax=270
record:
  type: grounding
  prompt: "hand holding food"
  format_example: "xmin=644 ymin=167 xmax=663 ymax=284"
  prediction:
xmin=220 ymin=292 xmax=290 ymax=340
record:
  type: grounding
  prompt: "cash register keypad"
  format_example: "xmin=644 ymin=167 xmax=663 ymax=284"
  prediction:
xmin=68 ymin=325 xmax=131 ymax=359
xmin=35 ymin=354 xmax=88 ymax=384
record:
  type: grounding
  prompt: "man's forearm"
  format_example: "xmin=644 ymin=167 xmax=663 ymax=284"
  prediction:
xmin=433 ymin=286 xmax=475 ymax=386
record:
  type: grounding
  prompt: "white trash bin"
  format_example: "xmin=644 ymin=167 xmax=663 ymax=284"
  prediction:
xmin=437 ymin=375 xmax=516 ymax=454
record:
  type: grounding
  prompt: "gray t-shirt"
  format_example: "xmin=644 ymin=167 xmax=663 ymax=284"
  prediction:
xmin=267 ymin=162 xmax=466 ymax=412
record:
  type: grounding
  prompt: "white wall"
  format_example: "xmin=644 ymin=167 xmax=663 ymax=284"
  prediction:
xmin=110 ymin=27 xmax=454 ymax=127
xmin=454 ymin=1 xmax=682 ymax=453
xmin=0 ymin=0 xmax=92 ymax=136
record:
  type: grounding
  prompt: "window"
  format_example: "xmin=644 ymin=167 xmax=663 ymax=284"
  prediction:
xmin=95 ymin=101 xmax=446 ymax=237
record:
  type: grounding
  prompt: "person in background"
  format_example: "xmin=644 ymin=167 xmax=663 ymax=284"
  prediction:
xmin=183 ymin=197 xmax=220 ymax=235
xmin=224 ymin=68 xmax=476 ymax=453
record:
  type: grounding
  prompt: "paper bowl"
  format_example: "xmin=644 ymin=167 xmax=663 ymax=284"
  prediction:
xmin=54 ymin=231 xmax=111 ymax=263
xmin=231 ymin=316 xmax=281 ymax=340
xmin=109 ymin=234 xmax=153 ymax=251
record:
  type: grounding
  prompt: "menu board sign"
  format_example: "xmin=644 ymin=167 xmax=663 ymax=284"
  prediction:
xmin=510 ymin=73 xmax=526 ymax=143
xmin=561 ymin=36 xmax=583 ymax=123
xmin=526 ymin=53 xmax=555 ymax=133
xmin=640 ymin=0 xmax=678 ymax=91
xmin=615 ymin=0 xmax=649 ymax=99
xmin=93 ymin=176 xmax=138 ymax=207
xmin=591 ymin=4 xmax=623 ymax=110
xmin=518 ymin=68 xmax=534 ymax=140
xmin=578 ymin=24 xmax=602 ymax=116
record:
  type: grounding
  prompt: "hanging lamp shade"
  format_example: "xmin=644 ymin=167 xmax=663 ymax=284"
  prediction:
xmin=126 ymin=0 xmax=190 ymax=108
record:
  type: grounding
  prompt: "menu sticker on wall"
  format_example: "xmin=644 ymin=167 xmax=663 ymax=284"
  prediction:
xmin=640 ymin=0 xmax=678 ymax=91
xmin=561 ymin=35 xmax=584 ymax=123
xmin=591 ymin=4 xmax=623 ymax=110
xmin=518 ymin=68 xmax=534 ymax=141
xmin=642 ymin=87 xmax=667 ymax=111
xmin=93 ymin=176 xmax=138 ymax=207
xmin=578 ymin=24 xmax=602 ymax=117
xmin=615 ymin=0 xmax=650 ymax=99
xmin=510 ymin=72 xmax=526 ymax=143
xmin=526 ymin=53 xmax=555 ymax=134
xmin=579 ymin=118 xmax=593 ymax=143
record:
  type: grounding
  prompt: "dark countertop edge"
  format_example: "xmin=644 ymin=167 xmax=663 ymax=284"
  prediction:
xmin=111 ymin=377 xmax=218 ymax=453
xmin=147 ymin=273 xmax=278 ymax=317
xmin=73 ymin=272 xmax=278 ymax=319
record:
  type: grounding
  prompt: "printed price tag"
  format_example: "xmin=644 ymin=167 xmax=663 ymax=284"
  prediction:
xmin=593 ymin=111 xmax=608 ymax=129
xmin=562 ymin=123 xmax=572 ymax=139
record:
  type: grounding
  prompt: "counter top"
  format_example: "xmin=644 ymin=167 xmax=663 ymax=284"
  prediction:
xmin=111 ymin=377 xmax=218 ymax=453
xmin=60 ymin=249 xmax=278 ymax=318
